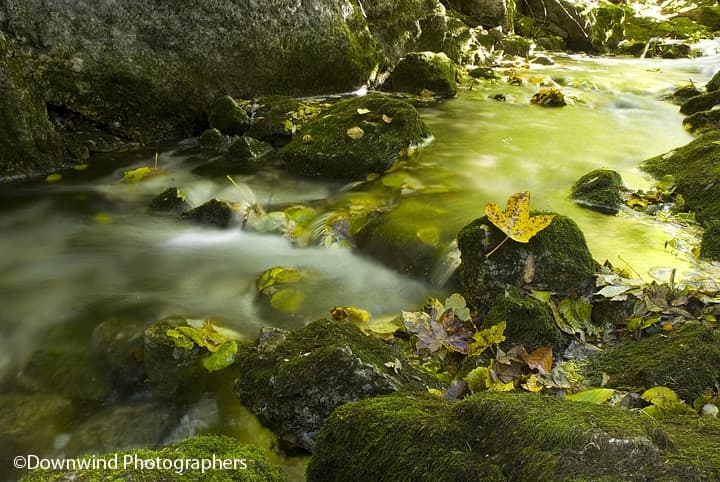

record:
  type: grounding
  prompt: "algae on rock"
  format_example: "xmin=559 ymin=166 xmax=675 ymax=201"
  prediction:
xmin=571 ymin=169 xmax=625 ymax=215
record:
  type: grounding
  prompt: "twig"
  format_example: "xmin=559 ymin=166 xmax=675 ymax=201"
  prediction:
xmin=486 ymin=235 xmax=510 ymax=257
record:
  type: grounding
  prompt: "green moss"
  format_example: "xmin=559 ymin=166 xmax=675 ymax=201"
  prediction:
xmin=660 ymin=415 xmax=720 ymax=480
xmin=585 ymin=323 xmax=720 ymax=402
xmin=280 ymin=93 xmax=430 ymax=180
xmin=641 ymin=132 xmax=720 ymax=223
xmin=19 ymin=435 xmax=286 ymax=482
xmin=571 ymin=169 xmax=624 ymax=215
xmin=309 ymin=391 xmax=672 ymax=481
xmin=208 ymin=96 xmax=250 ymax=136
xmin=457 ymin=213 xmax=595 ymax=309
xmin=245 ymin=96 xmax=302 ymax=145
xmin=697 ymin=6 xmax=720 ymax=31
xmin=387 ymin=51 xmax=458 ymax=97
xmin=484 ymin=288 xmax=565 ymax=350
xmin=684 ymin=108 xmax=720 ymax=135
xmin=706 ymin=70 xmax=720 ymax=92
xmin=701 ymin=220 xmax=720 ymax=260
xmin=680 ymin=90 xmax=720 ymax=115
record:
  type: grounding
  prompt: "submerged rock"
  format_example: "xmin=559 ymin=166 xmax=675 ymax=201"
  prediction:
xmin=280 ymin=93 xmax=430 ymax=180
xmin=19 ymin=435 xmax=286 ymax=482
xmin=194 ymin=136 xmax=274 ymax=177
xmin=585 ymin=323 xmax=720 ymax=402
xmin=385 ymin=51 xmax=458 ymax=97
xmin=530 ymin=87 xmax=566 ymax=107
xmin=64 ymin=402 xmax=180 ymax=456
xmin=199 ymin=128 xmax=231 ymax=152
xmin=457 ymin=213 xmax=595 ymax=308
xmin=91 ymin=317 xmax=148 ymax=391
xmin=641 ymin=132 xmax=720 ymax=222
xmin=234 ymin=318 xmax=440 ymax=452
xmin=571 ymin=169 xmax=624 ymax=215
xmin=308 ymin=391 xmax=678 ymax=481
xmin=245 ymin=95 xmax=303 ymax=147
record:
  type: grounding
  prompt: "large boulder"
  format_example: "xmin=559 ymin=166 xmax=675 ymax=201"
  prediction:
xmin=457 ymin=213 xmax=595 ymax=309
xmin=280 ymin=93 xmax=430 ymax=180
xmin=234 ymin=319 xmax=440 ymax=452
xmin=0 ymin=0 xmax=385 ymax=180
xmin=444 ymin=0 xmax=509 ymax=29
xmin=518 ymin=0 xmax=594 ymax=51
xmin=308 ymin=391 xmax=695 ymax=481
xmin=641 ymin=132 xmax=720 ymax=223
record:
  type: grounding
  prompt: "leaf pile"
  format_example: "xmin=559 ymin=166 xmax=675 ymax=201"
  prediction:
xmin=402 ymin=294 xmax=476 ymax=356
xmin=167 ymin=319 xmax=244 ymax=372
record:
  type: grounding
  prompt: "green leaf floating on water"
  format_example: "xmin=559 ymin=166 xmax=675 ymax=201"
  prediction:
xmin=566 ymin=388 xmax=615 ymax=404
xmin=256 ymin=266 xmax=303 ymax=293
xmin=123 ymin=166 xmax=161 ymax=184
xmin=203 ymin=341 xmax=238 ymax=372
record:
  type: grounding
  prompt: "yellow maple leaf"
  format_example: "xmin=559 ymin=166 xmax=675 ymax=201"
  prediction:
xmin=484 ymin=191 xmax=555 ymax=255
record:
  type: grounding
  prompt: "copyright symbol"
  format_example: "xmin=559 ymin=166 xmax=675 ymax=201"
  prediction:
xmin=14 ymin=456 xmax=26 ymax=469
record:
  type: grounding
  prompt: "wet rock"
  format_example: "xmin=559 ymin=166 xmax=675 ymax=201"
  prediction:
xmin=198 ymin=128 xmax=231 ymax=152
xmin=148 ymin=187 xmax=190 ymax=214
xmin=484 ymin=288 xmax=565 ymax=350
xmin=700 ymin=220 xmax=720 ymax=261
xmin=469 ymin=66 xmax=499 ymax=79
xmin=682 ymin=108 xmax=720 ymax=135
xmin=696 ymin=6 xmax=720 ymax=31
xmin=641 ymin=132 xmax=720 ymax=222
xmin=0 ymin=394 xmax=73 ymax=481
xmin=355 ymin=199 xmax=453 ymax=279
xmin=143 ymin=316 xmax=234 ymax=400
xmin=530 ymin=87 xmax=566 ymax=107
xmin=531 ymin=54 xmax=555 ymax=65
xmin=245 ymin=96 xmax=303 ymax=147
xmin=16 ymin=348 xmax=112 ymax=402
xmin=308 ymin=391 xmax=673 ymax=481
xmin=519 ymin=0 xmax=594 ymax=51
xmin=499 ymin=35 xmax=532 ymax=57
xmin=571 ymin=169 xmax=625 ymax=215
xmin=706 ymin=70 xmax=720 ymax=92
xmin=91 ymin=317 xmax=148 ymax=391
xmin=208 ymin=96 xmax=250 ymax=136
xmin=680 ymin=90 xmax=720 ymax=115
xmin=181 ymin=199 xmax=244 ymax=228
xmin=280 ymin=93 xmax=430 ymax=180
xmin=64 ymin=402 xmax=180 ymax=456
xmin=585 ymin=323 xmax=720 ymax=402
xmin=444 ymin=0 xmax=509 ymax=29
xmin=194 ymin=136 xmax=274 ymax=176
xmin=234 ymin=318 xmax=440 ymax=452
xmin=385 ymin=51 xmax=458 ymax=97
xmin=457 ymin=213 xmax=595 ymax=308
xmin=226 ymin=136 xmax=273 ymax=164
xmin=20 ymin=435 xmax=285 ymax=481
xmin=414 ymin=9 xmax=474 ymax=64
xmin=667 ymin=84 xmax=703 ymax=105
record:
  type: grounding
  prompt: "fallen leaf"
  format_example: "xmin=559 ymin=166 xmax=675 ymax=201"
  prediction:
xmin=331 ymin=306 xmax=371 ymax=324
xmin=526 ymin=346 xmax=553 ymax=375
xmin=357 ymin=108 xmax=371 ymax=115
xmin=485 ymin=191 xmax=555 ymax=243
xmin=566 ymin=388 xmax=615 ymax=404
xmin=469 ymin=322 xmax=506 ymax=356
xmin=346 ymin=126 xmax=365 ymax=140
xmin=382 ymin=114 xmax=393 ymax=124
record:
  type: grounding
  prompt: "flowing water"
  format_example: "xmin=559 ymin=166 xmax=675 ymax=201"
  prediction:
xmin=1 ymin=51 xmax=720 ymax=479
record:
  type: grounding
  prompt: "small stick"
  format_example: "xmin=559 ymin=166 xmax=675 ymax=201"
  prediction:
xmin=486 ymin=235 xmax=510 ymax=257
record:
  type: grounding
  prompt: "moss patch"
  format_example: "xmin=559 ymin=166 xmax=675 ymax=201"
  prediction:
xmin=386 ymin=51 xmax=458 ymax=97
xmin=700 ymin=219 xmax=720 ymax=260
xmin=571 ymin=169 xmax=624 ymax=214
xmin=584 ymin=323 xmax=720 ymax=402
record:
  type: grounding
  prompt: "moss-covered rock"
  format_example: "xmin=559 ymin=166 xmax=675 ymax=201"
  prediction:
xmin=308 ymin=391 xmax=673 ymax=481
xmin=696 ymin=6 xmax=720 ymax=31
xmin=199 ymin=128 xmax=232 ymax=152
xmin=683 ymin=108 xmax=720 ymax=135
xmin=519 ymin=0 xmax=594 ymax=51
xmin=385 ymin=51 xmax=457 ymax=97
xmin=585 ymin=323 xmax=720 ymax=402
xmin=181 ymin=199 xmax=244 ymax=228
xmin=571 ymin=169 xmax=625 ymax=215
xmin=444 ymin=0 xmax=509 ymax=29
xmin=707 ymin=70 xmax=720 ymax=92
xmin=209 ymin=96 xmax=250 ymax=136
xmin=245 ymin=96 xmax=303 ymax=146
xmin=226 ymin=136 xmax=273 ymax=165
xmin=280 ymin=93 xmax=430 ymax=180
xmin=0 ymin=394 xmax=74 ymax=481
xmin=355 ymin=198 xmax=454 ymax=279
xmin=19 ymin=435 xmax=286 ymax=481
xmin=499 ymin=35 xmax=533 ymax=57
xmin=700 ymin=219 xmax=720 ymax=260
xmin=64 ymin=402 xmax=180 ymax=456
xmin=234 ymin=318 xmax=440 ymax=452
xmin=457 ymin=213 xmax=595 ymax=309
xmin=484 ymin=288 xmax=566 ymax=350
xmin=91 ymin=317 xmax=148 ymax=391
xmin=148 ymin=187 xmax=191 ymax=214
xmin=680 ymin=90 xmax=720 ymax=115
xmin=143 ymin=316 xmax=236 ymax=400
xmin=641 ymin=132 xmax=720 ymax=223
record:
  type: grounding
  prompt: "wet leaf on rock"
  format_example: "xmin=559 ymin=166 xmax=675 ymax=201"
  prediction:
xmin=203 ymin=340 xmax=238 ymax=372
xmin=122 ymin=166 xmax=161 ymax=184
xmin=485 ymin=191 xmax=555 ymax=243
xmin=469 ymin=322 xmax=506 ymax=356
xmin=566 ymin=388 xmax=615 ymax=404
xmin=256 ymin=266 xmax=304 ymax=293
xmin=346 ymin=126 xmax=365 ymax=140
xmin=331 ymin=306 xmax=371 ymax=324
xmin=356 ymin=108 xmax=371 ymax=115
xmin=402 ymin=294 xmax=476 ymax=356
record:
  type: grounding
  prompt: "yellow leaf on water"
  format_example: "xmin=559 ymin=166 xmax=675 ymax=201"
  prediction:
xmin=346 ymin=126 xmax=365 ymax=140
xmin=484 ymin=191 xmax=555 ymax=243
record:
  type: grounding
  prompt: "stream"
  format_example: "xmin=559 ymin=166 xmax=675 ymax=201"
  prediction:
xmin=2 ymin=49 xmax=720 ymax=480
